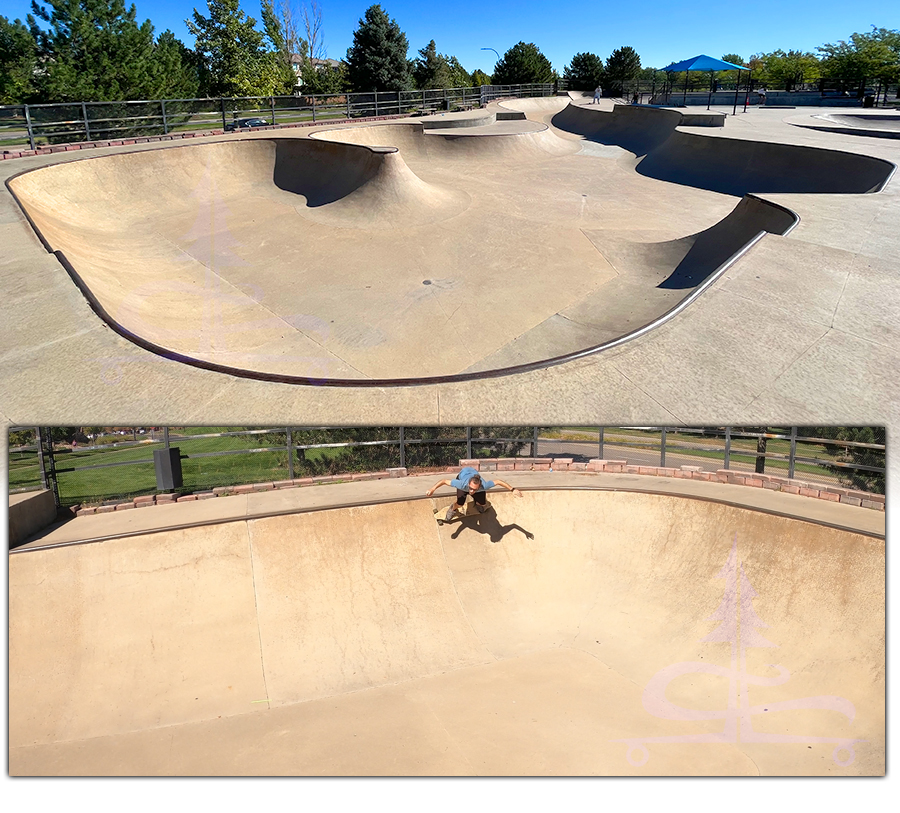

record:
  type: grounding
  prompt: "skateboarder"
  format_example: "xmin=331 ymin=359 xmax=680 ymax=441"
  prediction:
xmin=427 ymin=466 xmax=523 ymax=521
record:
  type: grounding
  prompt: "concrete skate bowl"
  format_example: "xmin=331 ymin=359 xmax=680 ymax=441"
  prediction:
xmin=9 ymin=490 xmax=884 ymax=776
xmin=787 ymin=112 xmax=900 ymax=140
xmin=541 ymin=102 xmax=896 ymax=195
xmin=10 ymin=110 xmax=850 ymax=386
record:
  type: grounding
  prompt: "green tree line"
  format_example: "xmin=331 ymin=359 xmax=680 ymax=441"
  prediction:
xmin=2 ymin=2 xmax=896 ymax=105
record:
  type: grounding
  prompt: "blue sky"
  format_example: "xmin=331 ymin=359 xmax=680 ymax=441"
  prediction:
xmin=8 ymin=0 xmax=899 ymax=73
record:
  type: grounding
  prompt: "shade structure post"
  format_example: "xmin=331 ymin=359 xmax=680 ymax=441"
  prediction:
xmin=733 ymin=70 xmax=741 ymax=115
xmin=683 ymin=70 xmax=689 ymax=105
xmin=708 ymin=70 xmax=713 ymax=109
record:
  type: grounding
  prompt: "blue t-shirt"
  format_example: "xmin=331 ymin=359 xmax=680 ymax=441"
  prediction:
xmin=450 ymin=466 xmax=495 ymax=491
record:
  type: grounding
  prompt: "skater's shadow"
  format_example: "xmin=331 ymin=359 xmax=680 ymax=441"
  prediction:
xmin=450 ymin=510 xmax=534 ymax=544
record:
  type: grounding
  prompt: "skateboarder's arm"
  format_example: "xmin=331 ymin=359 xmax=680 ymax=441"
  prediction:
xmin=491 ymin=479 xmax=523 ymax=496
xmin=426 ymin=479 xmax=453 ymax=497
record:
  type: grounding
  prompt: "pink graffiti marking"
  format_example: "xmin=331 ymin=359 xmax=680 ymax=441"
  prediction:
xmin=611 ymin=536 xmax=863 ymax=767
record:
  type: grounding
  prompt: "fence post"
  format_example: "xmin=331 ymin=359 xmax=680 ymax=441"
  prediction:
xmin=163 ymin=426 xmax=170 ymax=450
xmin=24 ymin=104 xmax=35 ymax=151
xmin=271 ymin=96 xmax=277 ymax=125
xmin=347 ymin=94 xmax=351 ymax=118
xmin=37 ymin=427 xmax=60 ymax=508
xmin=532 ymin=427 xmax=539 ymax=457
xmin=287 ymin=428 xmax=294 ymax=480
xmin=81 ymin=102 xmax=91 ymax=142
xmin=724 ymin=427 xmax=731 ymax=469
xmin=375 ymin=92 xmax=379 ymax=116
xmin=466 ymin=427 xmax=472 ymax=459
xmin=599 ymin=427 xmax=604 ymax=459
xmin=396 ymin=90 xmax=401 ymax=114
xmin=221 ymin=98 xmax=227 ymax=130
xmin=399 ymin=426 xmax=405 ymax=468
xmin=161 ymin=99 xmax=168 ymax=134
xmin=788 ymin=426 xmax=797 ymax=479
xmin=660 ymin=427 xmax=667 ymax=467
xmin=423 ymin=89 xmax=426 ymax=113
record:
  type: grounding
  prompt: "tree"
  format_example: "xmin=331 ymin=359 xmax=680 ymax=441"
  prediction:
xmin=470 ymin=68 xmax=491 ymax=86
xmin=604 ymin=45 xmax=641 ymax=96
xmin=260 ymin=0 xmax=301 ymax=92
xmin=802 ymin=427 xmax=886 ymax=495
xmin=445 ymin=56 xmax=469 ymax=88
xmin=413 ymin=39 xmax=450 ymax=88
xmin=0 ymin=16 xmax=38 ymax=103
xmin=345 ymin=4 xmax=411 ymax=92
xmin=818 ymin=27 xmax=900 ymax=94
xmin=750 ymin=49 xmax=820 ymax=91
xmin=186 ymin=0 xmax=285 ymax=97
xmin=149 ymin=30 xmax=201 ymax=99
xmin=492 ymin=41 xmax=553 ymax=85
xmin=564 ymin=51 xmax=604 ymax=91
xmin=27 ymin=0 xmax=165 ymax=101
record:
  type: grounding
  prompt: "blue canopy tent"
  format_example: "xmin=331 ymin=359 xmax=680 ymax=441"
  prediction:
xmin=662 ymin=54 xmax=750 ymax=114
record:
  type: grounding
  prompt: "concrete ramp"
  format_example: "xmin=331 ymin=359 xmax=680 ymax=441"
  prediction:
xmin=550 ymin=102 xmax=895 ymax=194
xmin=9 ymin=490 xmax=884 ymax=775
xmin=589 ymin=195 xmax=798 ymax=290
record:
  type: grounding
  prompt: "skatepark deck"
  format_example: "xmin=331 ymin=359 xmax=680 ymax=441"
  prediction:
xmin=8 ymin=476 xmax=884 ymax=776
xmin=2 ymin=96 xmax=898 ymax=420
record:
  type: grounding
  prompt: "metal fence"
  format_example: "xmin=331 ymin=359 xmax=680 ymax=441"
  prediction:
xmin=0 ymin=83 xmax=555 ymax=151
xmin=8 ymin=426 xmax=886 ymax=509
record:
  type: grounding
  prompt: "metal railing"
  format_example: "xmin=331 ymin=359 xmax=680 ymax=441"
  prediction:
xmin=0 ymin=83 xmax=556 ymax=152
xmin=8 ymin=426 xmax=885 ymax=508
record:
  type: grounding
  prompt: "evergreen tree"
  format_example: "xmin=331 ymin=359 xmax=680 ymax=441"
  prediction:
xmin=605 ymin=45 xmax=641 ymax=95
xmin=564 ymin=52 xmax=604 ymax=91
xmin=186 ymin=0 xmax=285 ymax=97
xmin=492 ymin=41 xmax=553 ymax=84
xmin=413 ymin=39 xmax=450 ymax=89
xmin=470 ymin=68 xmax=491 ymax=87
xmin=345 ymin=4 xmax=411 ymax=92
xmin=27 ymin=0 xmax=162 ymax=101
xmin=445 ymin=55 xmax=470 ymax=88
xmin=0 ymin=16 xmax=38 ymax=103
xmin=150 ymin=30 xmax=201 ymax=99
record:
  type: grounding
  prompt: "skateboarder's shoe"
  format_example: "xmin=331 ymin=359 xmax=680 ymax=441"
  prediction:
xmin=474 ymin=503 xmax=488 ymax=513
xmin=445 ymin=505 xmax=459 ymax=522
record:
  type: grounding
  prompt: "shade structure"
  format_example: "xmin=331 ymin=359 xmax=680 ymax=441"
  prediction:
xmin=662 ymin=54 xmax=749 ymax=113
xmin=663 ymin=55 xmax=745 ymax=72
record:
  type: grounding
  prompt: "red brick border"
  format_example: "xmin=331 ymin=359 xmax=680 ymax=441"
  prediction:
xmin=74 ymin=467 xmax=407 ymax=516
xmin=72 ymin=458 xmax=885 ymax=517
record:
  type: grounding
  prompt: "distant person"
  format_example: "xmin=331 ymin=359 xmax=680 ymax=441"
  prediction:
xmin=758 ymin=87 xmax=767 ymax=105
xmin=632 ymin=91 xmax=639 ymax=104
xmin=593 ymin=86 xmax=602 ymax=104
xmin=427 ymin=466 xmax=523 ymax=521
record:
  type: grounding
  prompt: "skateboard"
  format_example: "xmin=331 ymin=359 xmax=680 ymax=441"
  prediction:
xmin=434 ymin=501 xmax=492 ymax=525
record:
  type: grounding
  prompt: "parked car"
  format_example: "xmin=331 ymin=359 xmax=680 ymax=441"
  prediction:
xmin=224 ymin=117 xmax=269 ymax=132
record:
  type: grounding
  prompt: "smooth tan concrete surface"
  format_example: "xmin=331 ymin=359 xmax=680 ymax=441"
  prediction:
xmin=9 ymin=486 xmax=884 ymax=776
xmin=2 ymin=98 xmax=898 ymax=422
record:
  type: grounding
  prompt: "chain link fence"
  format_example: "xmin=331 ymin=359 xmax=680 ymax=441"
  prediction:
xmin=8 ymin=426 xmax=885 ymax=509
xmin=0 ymin=83 xmax=554 ymax=152
xmin=8 ymin=427 xmax=537 ymax=507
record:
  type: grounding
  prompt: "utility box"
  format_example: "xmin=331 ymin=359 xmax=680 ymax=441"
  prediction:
xmin=154 ymin=447 xmax=183 ymax=491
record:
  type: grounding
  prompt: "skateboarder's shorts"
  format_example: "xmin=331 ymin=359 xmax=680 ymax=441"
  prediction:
xmin=456 ymin=489 xmax=486 ymax=506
